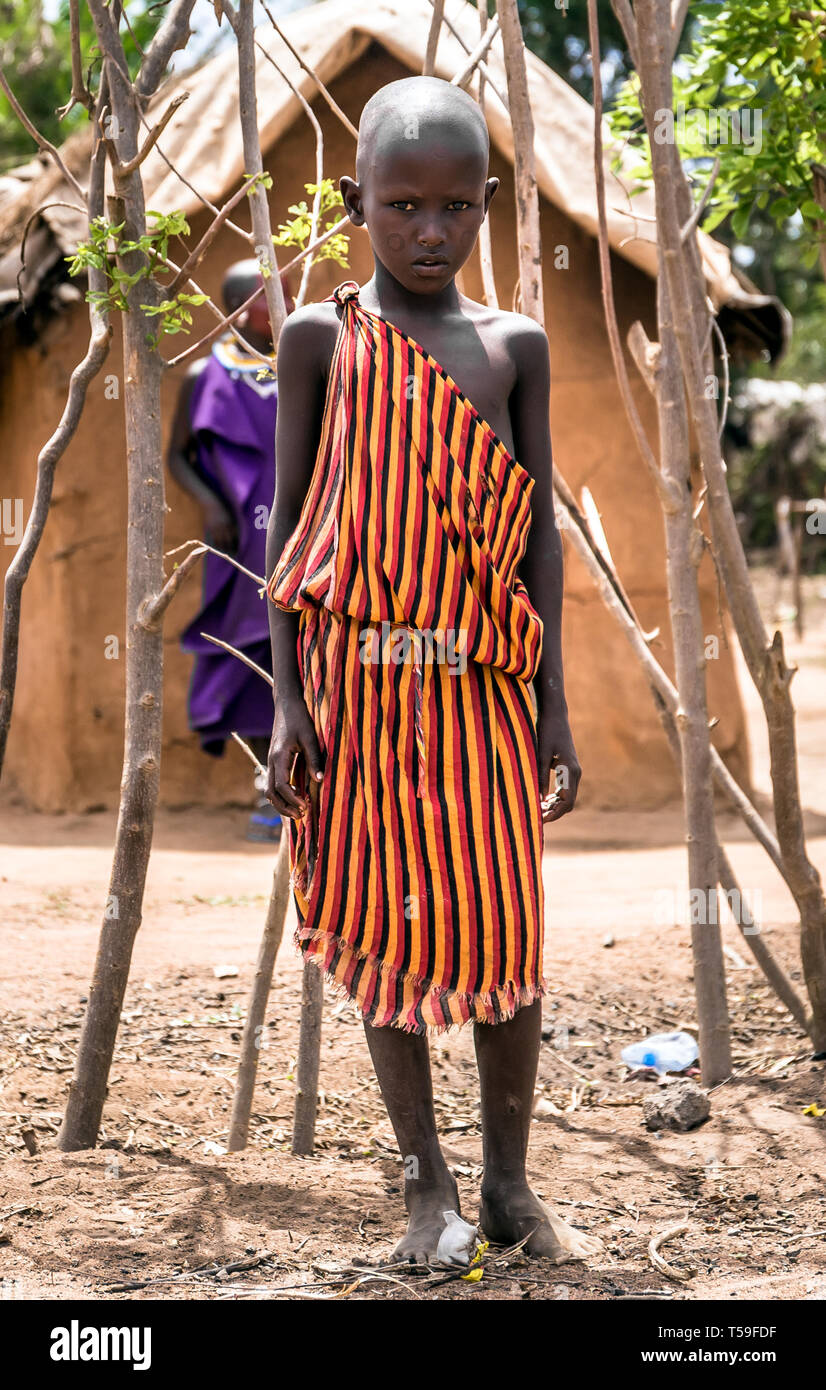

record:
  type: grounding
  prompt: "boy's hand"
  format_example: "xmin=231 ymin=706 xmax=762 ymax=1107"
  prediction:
xmin=203 ymin=497 xmax=237 ymax=553
xmin=537 ymin=707 xmax=581 ymax=823
xmin=266 ymin=694 xmax=324 ymax=819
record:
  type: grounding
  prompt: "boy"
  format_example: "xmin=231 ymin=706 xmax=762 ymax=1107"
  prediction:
xmin=265 ymin=77 xmax=599 ymax=1265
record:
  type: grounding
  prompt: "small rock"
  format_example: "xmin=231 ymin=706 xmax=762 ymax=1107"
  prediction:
xmin=643 ymin=1080 xmax=710 ymax=1132
xmin=603 ymin=934 xmax=615 ymax=948
xmin=533 ymin=1097 xmax=563 ymax=1120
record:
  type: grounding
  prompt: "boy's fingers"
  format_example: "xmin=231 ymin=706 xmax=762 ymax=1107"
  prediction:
xmin=301 ymin=730 xmax=325 ymax=782
xmin=542 ymin=787 xmax=571 ymax=823
xmin=267 ymin=752 xmax=308 ymax=817
xmin=270 ymin=784 xmax=305 ymax=819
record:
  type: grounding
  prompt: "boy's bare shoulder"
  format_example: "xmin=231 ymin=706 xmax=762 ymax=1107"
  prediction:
xmin=461 ymin=299 xmax=548 ymax=364
xmin=277 ymin=299 xmax=341 ymax=376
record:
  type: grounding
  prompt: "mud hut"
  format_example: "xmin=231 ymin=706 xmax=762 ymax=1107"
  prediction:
xmin=0 ymin=0 xmax=784 ymax=813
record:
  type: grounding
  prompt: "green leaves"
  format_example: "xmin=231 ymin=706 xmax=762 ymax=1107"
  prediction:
xmin=272 ymin=178 xmax=350 ymax=268
xmin=66 ymin=210 xmax=209 ymax=343
xmin=608 ymin=0 xmax=826 ymax=257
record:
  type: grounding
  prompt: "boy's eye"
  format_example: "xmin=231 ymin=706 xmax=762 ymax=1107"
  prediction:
xmin=390 ymin=201 xmax=416 ymax=211
xmin=447 ymin=201 xmax=471 ymax=211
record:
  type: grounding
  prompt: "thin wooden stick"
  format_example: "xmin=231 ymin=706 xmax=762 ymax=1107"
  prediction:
xmin=58 ymin=0 xmax=93 ymax=117
xmin=589 ymin=0 xmax=732 ymax=1084
xmin=116 ymin=93 xmax=189 ymax=177
xmin=451 ymin=14 xmax=499 ymax=89
xmin=165 ymin=170 xmax=263 ymax=296
xmin=263 ymin=2 xmax=359 ymax=139
xmin=292 ymin=962 xmax=324 ymax=1154
xmin=254 ymin=42 xmax=325 ymax=308
xmin=221 ymin=0 xmax=288 ymax=343
xmin=680 ymin=156 xmax=720 ymax=242
xmin=200 ymin=633 xmax=274 ymax=687
xmin=138 ymin=544 xmax=204 ymax=631
xmin=495 ymin=0 xmax=543 ymax=323
xmin=425 ymin=0 xmax=510 ymax=111
xmin=423 ymin=0 xmax=445 ymax=76
xmin=475 ymin=0 xmax=499 ymax=308
xmin=649 ymin=1221 xmax=694 ymax=1283
xmin=630 ymin=0 xmax=826 ymax=1048
xmin=586 ymin=1 xmax=680 ymax=513
xmin=228 ymin=834 xmax=291 ymax=1151
xmin=0 ymin=67 xmax=86 ymax=200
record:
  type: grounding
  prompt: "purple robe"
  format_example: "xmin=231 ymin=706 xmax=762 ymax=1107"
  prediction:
xmin=179 ymin=338 xmax=277 ymax=756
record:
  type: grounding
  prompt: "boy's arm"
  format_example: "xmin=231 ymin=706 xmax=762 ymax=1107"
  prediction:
xmin=165 ymin=359 xmax=236 ymax=552
xmin=509 ymin=322 xmax=580 ymax=821
xmin=265 ymin=309 xmax=332 ymax=816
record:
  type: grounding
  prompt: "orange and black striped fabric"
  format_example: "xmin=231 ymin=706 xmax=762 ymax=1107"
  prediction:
xmin=267 ymin=281 xmax=546 ymax=1033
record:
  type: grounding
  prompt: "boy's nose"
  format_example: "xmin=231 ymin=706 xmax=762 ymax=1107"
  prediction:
xmin=417 ymin=225 xmax=445 ymax=247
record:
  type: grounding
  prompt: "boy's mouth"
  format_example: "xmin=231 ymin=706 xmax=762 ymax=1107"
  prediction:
xmin=411 ymin=255 xmax=450 ymax=277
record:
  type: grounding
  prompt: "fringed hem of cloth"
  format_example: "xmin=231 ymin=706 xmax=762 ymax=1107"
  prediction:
xmin=294 ymin=922 xmax=546 ymax=1036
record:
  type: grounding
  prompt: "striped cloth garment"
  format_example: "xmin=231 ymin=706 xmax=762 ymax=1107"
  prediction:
xmin=267 ymin=281 xmax=546 ymax=1033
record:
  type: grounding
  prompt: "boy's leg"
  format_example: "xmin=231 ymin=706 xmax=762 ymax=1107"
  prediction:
xmin=363 ymin=1022 xmax=460 ymax=1263
xmin=475 ymin=999 xmax=601 ymax=1261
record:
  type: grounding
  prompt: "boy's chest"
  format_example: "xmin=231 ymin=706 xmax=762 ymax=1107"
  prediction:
xmin=394 ymin=319 xmax=517 ymax=446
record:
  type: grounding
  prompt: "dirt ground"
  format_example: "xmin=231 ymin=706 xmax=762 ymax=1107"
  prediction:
xmin=1 ymin=570 xmax=825 ymax=1302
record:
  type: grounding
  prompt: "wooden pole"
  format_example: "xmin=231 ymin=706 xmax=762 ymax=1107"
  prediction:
xmin=228 ymin=834 xmax=291 ymax=1151
xmin=292 ymin=962 xmax=324 ymax=1154
xmin=475 ymin=0 xmax=499 ymax=308
xmin=495 ymin=0 xmax=544 ymax=322
xmin=655 ymin=247 xmax=732 ymax=1082
xmin=630 ymin=0 xmax=826 ymax=1050
xmin=59 ymin=2 xmax=176 ymax=1148
xmin=589 ymin=0 xmax=731 ymax=1082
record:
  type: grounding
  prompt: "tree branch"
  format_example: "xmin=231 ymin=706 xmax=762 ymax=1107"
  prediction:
xmin=474 ymin=0 xmax=499 ymax=308
xmin=680 ymin=156 xmax=720 ymax=242
xmin=254 ymin=42 xmax=325 ymax=308
xmin=200 ymin=632 xmax=274 ymax=686
xmin=609 ymin=0 xmax=640 ymax=70
xmin=262 ymin=2 xmax=359 ymax=140
xmin=222 ymin=0 xmax=287 ymax=343
xmin=424 ymin=0 xmax=445 ymax=76
xmin=496 ymin=0 xmax=543 ymax=321
xmin=670 ymin=0 xmax=692 ymax=57
xmin=136 ymin=0 xmax=198 ymax=102
xmin=58 ymin=0 xmax=94 ymax=118
xmin=451 ymin=14 xmax=500 ymax=90
xmin=587 ymin=0 xmax=680 ymax=511
xmin=116 ymin=92 xmax=189 ymax=177
xmin=165 ymin=169 xmax=264 ymax=297
xmin=424 ymin=0 xmax=510 ymax=111
xmin=137 ymin=544 xmax=205 ymax=631
xmin=163 ymin=278 xmax=273 ymax=370
xmin=0 ymin=67 xmax=86 ymax=200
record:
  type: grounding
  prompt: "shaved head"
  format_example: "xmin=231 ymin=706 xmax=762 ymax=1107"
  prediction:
xmin=356 ymin=76 xmax=489 ymax=183
xmin=221 ymin=258 xmax=264 ymax=313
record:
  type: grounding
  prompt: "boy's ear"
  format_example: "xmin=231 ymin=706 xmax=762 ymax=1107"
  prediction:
xmin=339 ymin=175 xmax=365 ymax=227
xmin=483 ymin=177 xmax=499 ymax=215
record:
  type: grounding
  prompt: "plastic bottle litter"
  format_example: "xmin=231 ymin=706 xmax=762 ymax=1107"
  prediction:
xmin=435 ymin=1210 xmax=479 ymax=1266
xmin=621 ymin=1030 xmax=699 ymax=1076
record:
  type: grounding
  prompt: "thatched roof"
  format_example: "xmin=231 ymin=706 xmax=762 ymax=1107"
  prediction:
xmin=0 ymin=0 xmax=787 ymax=353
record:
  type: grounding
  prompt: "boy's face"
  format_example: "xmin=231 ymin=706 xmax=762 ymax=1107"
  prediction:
xmin=341 ymin=130 xmax=498 ymax=296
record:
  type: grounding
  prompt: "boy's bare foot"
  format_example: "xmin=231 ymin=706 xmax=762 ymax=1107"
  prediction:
xmin=480 ymin=1182 xmax=603 ymax=1264
xmin=392 ymin=1174 xmax=463 ymax=1265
